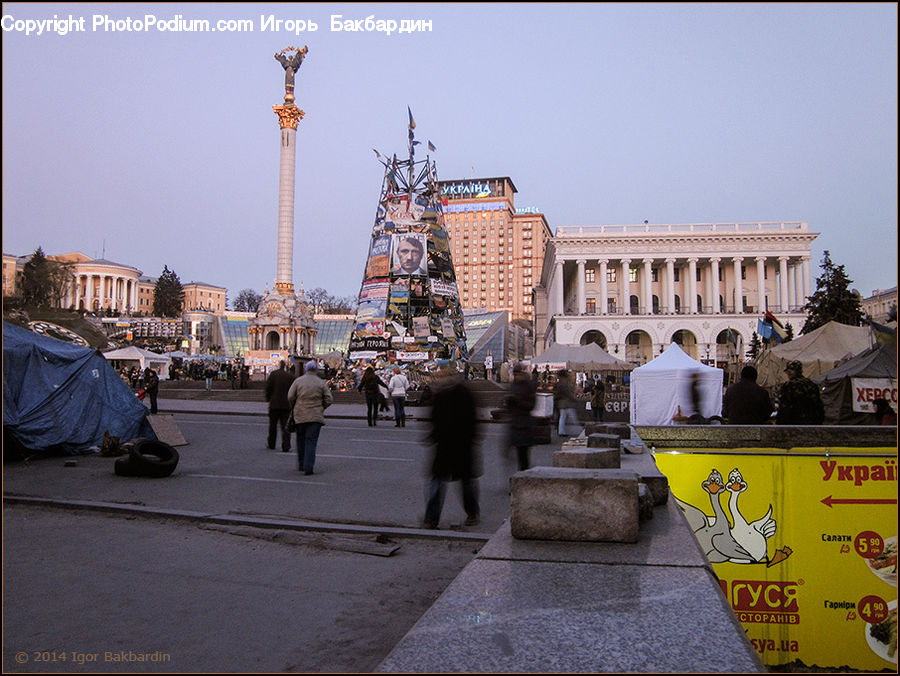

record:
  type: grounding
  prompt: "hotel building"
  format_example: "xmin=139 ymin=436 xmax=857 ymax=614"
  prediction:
xmin=534 ymin=221 xmax=819 ymax=366
xmin=439 ymin=177 xmax=552 ymax=325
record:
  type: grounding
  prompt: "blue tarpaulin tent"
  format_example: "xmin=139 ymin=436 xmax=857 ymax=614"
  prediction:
xmin=3 ymin=322 xmax=155 ymax=457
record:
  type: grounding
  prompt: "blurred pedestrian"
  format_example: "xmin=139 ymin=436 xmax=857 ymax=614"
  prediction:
xmin=723 ymin=365 xmax=773 ymax=424
xmin=358 ymin=366 xmax=388 ymax=426
xmin=288 ymin=361 xmax=333 ymax=475
xmin=873 ymin=398 xmax=897 ymax=425
xmin=554 ymin=369 xmax=581 ymax=437
xmin=590 ymin=377 xmax=606 ymax=422
xmin=507 ymin=363 xmax=536 ymax=471
xmin=265 ymin=360 xmax=295 ymax=451
xmin=144 ymin=368 xmax=160 ymax=415
xmin=687 ymin=372 xmax=707 ymax=424
xmin=776 ymin=360 xmax=824 ymax=425
xmin=424 ymin=366 xmax=481 ymax=529
xmin=388 ymin=366 xmax=410 ymax=427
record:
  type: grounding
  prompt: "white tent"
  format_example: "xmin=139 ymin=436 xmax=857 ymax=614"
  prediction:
xmin=629 ymin=343 xmax=722 ymax=425
xmin=532 ymin=342 xmax=631 ymax=370
xmin=101 ymin=346 xmax=171 ymax=379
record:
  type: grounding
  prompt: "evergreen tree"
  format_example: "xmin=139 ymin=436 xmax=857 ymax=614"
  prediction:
xmin=153 ymin=265 xmax=185 ymax=317
xmin=20 ymin=247 xmax=72 ymax=308
xmin=747 ymin=332 xmax=762 ymax=360
xmin=801 ymin=251 xmax=863 ymax=334
xmin=784 ymin=322 xmax=794 ymax=342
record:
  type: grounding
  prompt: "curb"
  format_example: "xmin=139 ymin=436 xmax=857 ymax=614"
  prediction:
xmin=2 ymin=495 xmax=493 ymax=543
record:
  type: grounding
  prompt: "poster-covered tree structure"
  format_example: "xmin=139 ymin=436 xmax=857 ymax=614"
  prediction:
xmin=348 ymin=114 xmax=467 ymax=365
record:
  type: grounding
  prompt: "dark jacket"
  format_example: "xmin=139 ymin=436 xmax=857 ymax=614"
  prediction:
xmin=358 ymin=369 xmax=387 ymax=396
xmin=265 ymin=367 xmax=295 ymax=410
xmin=507 ymin=376 xmax=536 ymax=448
xmin=428 ymin=377 xmax=481 ymax=480
xmin=776 ymin=376 xmax=825 ymax=425
xmin=723 ymin=378 xmax=773 ymax=424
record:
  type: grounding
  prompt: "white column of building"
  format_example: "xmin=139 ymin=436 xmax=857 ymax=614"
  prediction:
xmin=733 ymin=257 xmax=744 ymax=313
xmin=778 ymin=256 xmax=790 ymax=313
xmin=554 ymin=259 xmax=564 ymax=317
xmin=790 ymin=263 xmax=800 ymax=311
xmin=620 ymin=259 xmax=631 ymax=315
xmin=130 ymin=280 xmax=138 ymax=313
xmin=688 ymin=258 xmax=698 ymax=313
xmin=599 ymin=259 xmax=609 ymax=315
xmin=710 ymin=258 xmax=721 ymax=314
xmin=755 ymin=256 xmax=767 ymax=312
xmin=576 ymin=259 xmax=586 ymax=315
xmin=642 ymin=258 xmax=653 ymax=315
xmin=801 ymin=256 xmax=811 ymax=306
xmin=665 ymin=258 xmax=676 ymax=314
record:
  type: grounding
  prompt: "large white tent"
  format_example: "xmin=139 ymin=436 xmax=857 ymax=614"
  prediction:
xmin=629 ymin=343 xmax=723 ymax=425
xmin=532 ymin=342 xmax=631 ymax=370
xmin=101 ymin=346 xmax=171 ymax=379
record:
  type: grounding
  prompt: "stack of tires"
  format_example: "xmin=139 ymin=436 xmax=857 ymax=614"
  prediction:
xmin=114 ymin=439 xmax=179 ymax=478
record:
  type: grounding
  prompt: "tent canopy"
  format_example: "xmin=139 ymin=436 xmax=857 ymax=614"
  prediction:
xmin=757 ymin=321 xmax=873 ymax=387
xmin=102 ymin=346 xmax=171 ymax=378
xmin=533 ymin=342 xmax=631 ymax=370
xmin=3 ymin=322 xmax=155 ymax=456
xmin=813 ymin=344 xmax=897 ymax=424
xmin=629 ymin=343 xmax=723 ymax=425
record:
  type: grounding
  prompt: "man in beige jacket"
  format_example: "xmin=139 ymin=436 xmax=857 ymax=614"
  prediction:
xmin=287 ymin=360 xmax=333 ymax=475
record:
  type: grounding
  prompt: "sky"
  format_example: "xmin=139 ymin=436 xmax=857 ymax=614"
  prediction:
xmin=2 ymin=3 xmax=897 ymax=304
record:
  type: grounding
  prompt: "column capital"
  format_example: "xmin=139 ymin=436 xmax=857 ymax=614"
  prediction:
xmin=687 ymin=257 xmax=699 ymax=264
xmin=642 ymin=257 xmax=654 ymax=265
xmin=597 ymin=258 xmax=609 ymax=266
xmin=732 ymin=256 xmax=744 ymax=263
xmin=709 ymin=257 xmax=721 ymax=263
xmin=576 ymin=259 xmax=587 ymax=266
xmin=778 ymin=255 xmax=790 ymax=262
xmin=620 ymin=258 xmax=632 ymax=265
xmin=665 ymin=257 xmax=676 ymax=265
xmin=755 ymin=255 xmax=767 ymax=263
xmin=273 ymin=104 xmax=305 ymax=130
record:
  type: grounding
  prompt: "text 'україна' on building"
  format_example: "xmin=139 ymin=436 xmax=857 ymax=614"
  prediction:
xmin=532 ymin=221 xmax=818 ymax=367
xmin=438 ymin=177 xmax=552 ymax=327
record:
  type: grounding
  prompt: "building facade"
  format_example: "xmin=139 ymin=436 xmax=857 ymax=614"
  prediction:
xmin=861 ymin=287 xmax=897 ymax=323
xmin=534 ymin=221 xmax=819 ymax=366
xmin=183 ymin=281 xmax=227 ymax=313
xmin=439 ymin=177 xmax=552 ymax=324
xmin=49 ymin=252 xmax=142 ymax=313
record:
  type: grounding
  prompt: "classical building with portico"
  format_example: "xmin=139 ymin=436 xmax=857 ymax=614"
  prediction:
xmin=533 ymin=221 xmax=818 ymax=366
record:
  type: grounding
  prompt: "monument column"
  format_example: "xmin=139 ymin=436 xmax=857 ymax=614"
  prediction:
xmin=272 ymin=106 xmax=304 ymax=295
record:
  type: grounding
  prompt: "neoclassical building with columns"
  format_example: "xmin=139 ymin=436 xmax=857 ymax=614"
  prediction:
xmin=533 ymin=221 xmax=818 ymax=366
xmin=51 ymin=253 xmax=142 ymax=313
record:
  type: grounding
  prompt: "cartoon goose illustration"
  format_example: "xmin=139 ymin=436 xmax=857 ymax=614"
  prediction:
xmin=677 ymin=469 xmax=753 ymax=563
xmin=725 ymin=468 xmax=778 ymax=564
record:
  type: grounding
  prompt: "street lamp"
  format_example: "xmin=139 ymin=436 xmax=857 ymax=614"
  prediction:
xmin=705 ymin=345 xmax=711 ymax=364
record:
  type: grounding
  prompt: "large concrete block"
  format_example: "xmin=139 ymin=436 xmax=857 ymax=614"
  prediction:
xmin=553 ymin=447 xmax=620 ymax=469
xmin=587 ymin=433 xmax=621 ymax=449
xmin=510 ymin=467 xmax=640 ymax=543
xmin=640 ymin=473 xmax=669 ymax=506
xmin=584 ymin=422 xmax=632 ymax=439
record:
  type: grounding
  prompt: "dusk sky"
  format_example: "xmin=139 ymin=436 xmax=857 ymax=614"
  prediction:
xmin=3 ymin=3 xmax=897 ymax=304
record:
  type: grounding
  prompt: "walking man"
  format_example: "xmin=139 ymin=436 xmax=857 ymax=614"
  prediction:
xmin=388 ymin=366 xmax=410 ymax=427
xmin=265 ymin=360 xmax=295 ymax=451
xmin=288 ymin=361 xmax=333 ymax=475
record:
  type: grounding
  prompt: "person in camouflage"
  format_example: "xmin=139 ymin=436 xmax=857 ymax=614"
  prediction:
xmin=775 ymin=360 xmax=825 ymax=425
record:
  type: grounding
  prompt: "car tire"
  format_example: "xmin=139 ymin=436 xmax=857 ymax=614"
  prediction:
xmin=127 ymin=439 xmax=179 ymax=477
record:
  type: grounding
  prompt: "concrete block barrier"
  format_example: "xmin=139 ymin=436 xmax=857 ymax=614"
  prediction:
xmin=510 ymin=467 xmax=640 ymax=543
xmin=552 ymin=446 xmax=620 ymax=469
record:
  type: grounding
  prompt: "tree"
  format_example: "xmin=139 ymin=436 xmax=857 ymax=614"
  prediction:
xmin=801 ymin=251 xmax=863 ymax=334
xmin=747 ymin=332 xmax=762 ymax=360
xmin=19 ymin=247 xmax=73 ymax=308
xmin=784 ymin=322 xmax=794 ymax=342
xmin=306 ymin=287 xmax=355 ymax=315
xmin=153 ymin=265 xmax=184 ymax=317
xmin=232 ymin=288 xmax=262 ymax=312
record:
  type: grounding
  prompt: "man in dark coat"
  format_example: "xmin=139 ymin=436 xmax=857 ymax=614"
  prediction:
xmin=723 ymin=365 xmax=773 ymax=424
xmin=144 ymin=368 xmax=160 ymax=415
xmin=776 ymin=360 xmax=825 ymax=425
xmin=424 ymin=367 xmax=481 ymax=529
xmin=265 ymin=360 xmax=295 ymax=451
xmin=507 ymin=363 xmax=536 ymax=471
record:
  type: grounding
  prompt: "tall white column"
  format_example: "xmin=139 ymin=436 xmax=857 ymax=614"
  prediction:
xmin=665 ymin=258 xmax=676 ymax=314
xmin=688 ymin=258 xmax=698 ymax=313
xmin=576 ymin=259 xmax=586 ymax=315
xmin=733 ymin=257 xmax=744 ymax=313
xmin=599 ymin=259 xmax=609 ymax=315
xmin=642 ymin=258 xmax=653 ymax=314
xmin=710 ymin=258 xmax=721 ymax=314
xmin=801 ymin=256 xmax=811 ymax=306
xmin=756 ymin=256 xmax=767 ymax=312
xmin=620 ymin=258 xmax=631 ymax=315
xmin=779 ymin=256 xmax=789 ymax=313
xmin=554 ymin=259 xmax=564 ymax=316
xmin=272 ymin=104 xmax=305 ymax=295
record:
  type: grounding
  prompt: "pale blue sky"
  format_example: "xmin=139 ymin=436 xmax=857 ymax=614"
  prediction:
xmin=2 ymin=3 xmax=897 ymax=303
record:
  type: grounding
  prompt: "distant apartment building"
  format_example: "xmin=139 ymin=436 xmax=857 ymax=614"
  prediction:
xmin=861 ymin=287 xmax=897 ymax=323
xmin=438 ymin=177 xmax=552 ymax=324
xmin=182 ymin=281 xmax=227 ymax=313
